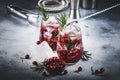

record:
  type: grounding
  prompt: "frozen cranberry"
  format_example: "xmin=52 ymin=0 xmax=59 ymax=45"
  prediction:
xmin=25 ymin=54 xmax=30 ymax=59
xmin=32 ymin=61 xmax=38 ymax=66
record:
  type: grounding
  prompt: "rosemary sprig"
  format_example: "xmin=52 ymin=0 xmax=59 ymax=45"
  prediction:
xmin=65 ymin=38 xmax=74 ymax=52
xmin=31 ymin=62 xmax=45 ymax=72
xmin=81 ymin=51 xmax=92 ymax=61
xmin=56 ymin=13 xmax=67 ymax=31
xmin=38 ymin=5 xmax=49 ymax=21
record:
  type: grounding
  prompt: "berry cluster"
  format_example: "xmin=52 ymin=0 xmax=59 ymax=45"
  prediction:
xmin=44 ymin=57 xmax=66 ymax=75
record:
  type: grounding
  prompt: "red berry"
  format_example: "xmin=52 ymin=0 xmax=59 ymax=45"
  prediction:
xmin=62 ymin=70 xmax=68 ymax=75
xmin=49 ymin=41 xmax=57 ymax=51
xmin=36 ymin=41 xmax=41 ymax=45
xmin=100 ymin=68 xmax=105 ymax=73
xmin=95 ymin=70 xmax=100 ymax=74
xmin=41 ymin=26 xmax=47 ymax=32
xmin=61 ymin=34 xmax=69 ymax=42
xmin=78 ymin=66 xmax=82 ymax=71
xmin=32 ymin=61 xmax=38 ymax=66
xmin=25 ymin=54 xmax=30 ymax=59
xmin=74 ymin=66 xmax=82 ymax=72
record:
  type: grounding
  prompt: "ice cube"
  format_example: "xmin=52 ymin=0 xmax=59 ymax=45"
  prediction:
xmin=62 ymin=22 xmax=81 ymax=40
xmin=29 ymin=41 xmax=58 ymax=62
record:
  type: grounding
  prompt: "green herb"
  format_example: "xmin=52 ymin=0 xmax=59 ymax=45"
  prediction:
xmin=81 ymin=51 xmax=92 ymax=61
xmin=31 ymin=62 xmax=44 ymax=72
xmin=38 ymin=5 xmax=49 ymax=21
xmin=51 ymin=29 xmax=59 ymax=39
xmin=65 ymin=38 xmax=74 ymax=52
xmin=56 ymin=13 xmax=67 ymax=31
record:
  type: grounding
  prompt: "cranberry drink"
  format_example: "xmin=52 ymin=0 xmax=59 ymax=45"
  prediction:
xmin=39 ymin=16 xmax=83 ymax=64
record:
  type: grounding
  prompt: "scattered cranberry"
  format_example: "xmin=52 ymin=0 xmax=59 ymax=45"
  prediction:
xmin=36 ymin=41 xmax=41 ymax=45
xmin=25 ymin=54 xmax=30 ymax=59
xmin=94 ymin=68 xmax=105 ymax=74
xmin=100 ymin=68 xmax=105 ymax=73
xmin=62 ymin=70 xmax=68 ymax=75
xmin=32 ymin=61 xmax=38 ymax=66
xmin=78 ymin=66 xmax=82 ymax=71
xmin=74 ymin=66 xmax=82 ymax=72
xmin=95 ymin=70 xmax=100 ymax=74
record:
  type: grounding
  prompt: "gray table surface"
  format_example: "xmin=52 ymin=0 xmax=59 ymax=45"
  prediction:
xmin=0 ymin=0 xmax=120 ymax=80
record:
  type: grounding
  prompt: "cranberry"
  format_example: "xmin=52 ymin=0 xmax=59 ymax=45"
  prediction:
xmin=100 ymin=68 xmax=105 ymax=73
xmin=65 ymin=48 xmax=81 ymax=63
xmin=49 ymin=41 xmax=57 ymax=51
xmin=78 ymin=66 xmax=82 ymax=71
xmin=52 ymin=37 xmax=59 ymax=42
xmin=74 ymin=66 xmax=82 ymax=72
xmin=36 ymin=41 xmax=41 ymax=45
xmin=73 ymin=38 xmax=82 ymax=44
xmin=25 ymin=54 xmax=30 ymax=59
xmin=41 ymin=26 xmax=47 ymax=33
xmin=95 ymin=70 xmax=100 ymax=74
xmin=62 ymin=70 xmax=68 ymax=75
xmin=32 ymin=61 xmax=38 ymax=66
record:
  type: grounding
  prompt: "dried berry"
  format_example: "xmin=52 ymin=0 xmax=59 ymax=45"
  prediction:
xmin=44 ymin=57 xmax=66 ymax=75
xmin=32 ymin=61 xmax=38 ymax=66
xmin=78 ymin=66 xmax=82 ymax=71
xmin=100 ymin=68 xmax=105 ymax=73
xmin=25 ymin=54 xmax=30 ymax=59
xmin=74 ymin=66 xmax=82 ymax=72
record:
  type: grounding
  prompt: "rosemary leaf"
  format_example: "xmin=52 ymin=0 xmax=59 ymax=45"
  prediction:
xmin=56 ymin=13 xmax=67 ymax=31
xmin=38 ymin=5 xmax=49 ymax=21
